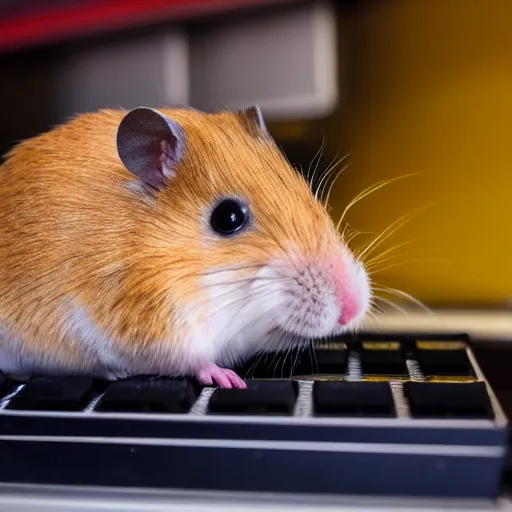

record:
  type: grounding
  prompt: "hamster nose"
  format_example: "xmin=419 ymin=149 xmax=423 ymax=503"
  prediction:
xmin=339 ymin=299 xmax=361 ymax=326
xmin=332 ymin=259 xmax=369 ymax=326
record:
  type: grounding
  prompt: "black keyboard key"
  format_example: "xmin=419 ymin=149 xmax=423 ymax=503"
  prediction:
xmin=290 ymin=341 xmax=347 ymax=376
xmin=97 ymin=377 xmax=199 ymax=414
xmin=238 ymin=350 xmax=301 ymax=379
xmin=415 ymin=342 xmax=473 ymax=376
xmin=404 ymin=381 xmax=493 ymax=419
xmin=360 ymin=341 xmax=408 ymax=376
xmin=208 ymin=380 xmax=298 ymax=415
xmin=313 ymin=381 xmax=395 ymax=417
xmin=313 ymin=345 xmax=348 ymax=375
xmin=7 ymin=376 xmax=96 ymax=411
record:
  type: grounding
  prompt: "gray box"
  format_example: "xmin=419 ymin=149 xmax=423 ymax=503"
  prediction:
xmin=189 ymin=1 xmax=338 ymax=120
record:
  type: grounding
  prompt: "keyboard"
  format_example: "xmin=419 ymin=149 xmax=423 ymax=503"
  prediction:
xmin=0 ymin=333 xmax=508 ymax=500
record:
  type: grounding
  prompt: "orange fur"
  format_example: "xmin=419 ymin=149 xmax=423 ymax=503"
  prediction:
xmin=0 ymin=107 xmax=345 ymax=377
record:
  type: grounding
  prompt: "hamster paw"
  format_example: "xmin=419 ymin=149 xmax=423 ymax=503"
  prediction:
xmin=195 ymin=363 xmax=247 ymax=389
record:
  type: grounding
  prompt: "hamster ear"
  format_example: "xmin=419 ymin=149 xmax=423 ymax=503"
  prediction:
xmin=238 ymin=105 xmax=271 ymax=140
xmin=116 ymin=107 xmax=186 ymax=191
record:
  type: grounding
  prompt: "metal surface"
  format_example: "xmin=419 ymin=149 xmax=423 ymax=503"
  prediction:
xmin=0 ymin=484 xmax=511 ymax=512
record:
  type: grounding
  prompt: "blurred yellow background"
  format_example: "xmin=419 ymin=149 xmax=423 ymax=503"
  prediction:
xmin=326 ymin=0 xmax=512 ymax=307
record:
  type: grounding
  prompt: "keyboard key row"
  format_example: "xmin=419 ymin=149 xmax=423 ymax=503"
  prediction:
xmin=240 ymin=341 xmax=474 ymax=378
xmin=0 ymin=376 xmax=494 ymax=420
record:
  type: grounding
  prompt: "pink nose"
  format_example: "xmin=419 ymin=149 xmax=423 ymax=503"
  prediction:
xmin=339 ymin=300 xmax=361 ymax=326
xmin=332 ymin=261 xmax=365 ymax=326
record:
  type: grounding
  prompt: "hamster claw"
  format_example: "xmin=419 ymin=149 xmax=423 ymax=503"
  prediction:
xmin=195 ymin=363 xmax=247 ymax=389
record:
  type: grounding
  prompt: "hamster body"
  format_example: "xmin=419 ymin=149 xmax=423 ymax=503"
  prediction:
xmin=0 ymin=106 xmax=371 ymax=388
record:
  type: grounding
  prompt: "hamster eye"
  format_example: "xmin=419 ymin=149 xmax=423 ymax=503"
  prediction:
xmin=210 ymin=198 xmax=250 ymax=236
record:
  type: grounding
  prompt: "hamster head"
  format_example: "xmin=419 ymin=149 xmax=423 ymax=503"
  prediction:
xmin=117 ymin=106 xmax=371 ymax=368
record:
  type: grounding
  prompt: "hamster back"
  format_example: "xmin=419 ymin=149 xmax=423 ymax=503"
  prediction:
xmin=0 ymin=106 xmax=371 ymax=388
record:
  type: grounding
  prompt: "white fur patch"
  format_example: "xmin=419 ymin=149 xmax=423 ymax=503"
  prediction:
xmin=63 ymin=300 xmax=132 ymax=378
xmin=62 ymin=299 xmax=205 ymax=379
xmin=198 ymin=266 xmax=285 ymax=367
xmin=192 ymin=249 xmax=372 ymax=369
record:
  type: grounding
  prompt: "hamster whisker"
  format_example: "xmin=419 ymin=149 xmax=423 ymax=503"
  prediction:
xmin=373 ymin=285 xmax=433 ymax=314
xmin=336 ymin=173 xmax=420 ymax=232
xmin=367 ymin=257 xmax=443 ymax=275
xmin=364 ymin=239 xmax=421 ymax=268
xmin=316 ymin=159 xmax=347 ymax=203
xmin=209 ymin=288 xmax=286 ymax=341
xmin=343 ymin=225 xmax=374 ymax=246
xmin=309 ymin=339 xmax=319 ymax=374
xmin=192 ymin=282 xmax=284 ymax=319
xmin=165 ymin=265 xmax=262 ymax=285
xmin=272 ymin=328 xmax=304 ymax=371
xmin=324 ymin=152 xmax=350 ymax=177
xmin=289 ymin=342 xmax=303 ymax=378
xmin=366 ymin=253 xmax=434 ymax=272
xmin=202 ymin=262 xmax=269 ymax=276
xmin=306 ymin=136 xmax=326 ymax=185
xmin=265 ymin=317 xmax=312 ymax=354
xmin=265 ymin=350 xmax=283 ymax=379
xmin=355 ymin=205 xmax=428 ymax=262
xmin=256 ymin=330 xmax=298 ymax=379
xmin=282 ymin=342 xmax=303 ymax=379
xmin=322 ymin=160 xmax=352 ymax=207
xmin=372 ymin=295 xmax=408 ymax=315
xmin=366 ymin=306 xmax=383 ymax=319
xmin=243 ymin=349 xmax=265 ymax=379
xmin=313 ymin=150 xmax=340 ymax=200
xmin=365 ymin=242 xmax=443 ymax=274
xmin=164 ymin=265 xmax=288 ymax=291
xmin=368 ymin=299 xmax=386 ymax=315
xmin=350 ymin=212 xmax=415 ymax=261
xmin=315 ymin=153 xmax=350 ymax=203
xmin=279 ymin=347 xmax=292 ymax=379
xmin=336 ymin=179 xmax=399 ymax=232
xmin=264 ymin=349 xmax=283 ymax=378
xmin=192 ymin=276 xmax=292 ymax=312
xmin=201 ymin=275 xmax=295 ymax=290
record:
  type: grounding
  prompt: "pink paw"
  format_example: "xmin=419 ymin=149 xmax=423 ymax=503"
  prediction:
xmin=195 ymin=363 xmax=247 ymax=389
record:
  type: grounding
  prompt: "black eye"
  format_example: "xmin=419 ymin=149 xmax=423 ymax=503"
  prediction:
xmin=210 ymin=198 xmax=250 ymax=236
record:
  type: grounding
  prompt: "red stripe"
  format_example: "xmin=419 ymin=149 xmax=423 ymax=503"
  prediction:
xmin=0 ymin=0 xmax=288 ymax=53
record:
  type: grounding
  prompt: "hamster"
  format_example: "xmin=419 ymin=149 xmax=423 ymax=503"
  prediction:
xmin=0 ymin=105 xmax=371 ymax=389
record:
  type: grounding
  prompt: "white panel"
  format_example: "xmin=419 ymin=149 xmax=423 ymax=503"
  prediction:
xmin=53 ymin=30 xmax=189 ymax=120
xmin=189 ymin=1 xmax=338 ymax=120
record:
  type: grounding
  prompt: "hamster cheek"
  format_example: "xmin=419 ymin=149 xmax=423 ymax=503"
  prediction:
xmin=192 ymin=265 xmax=286 ymax=369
